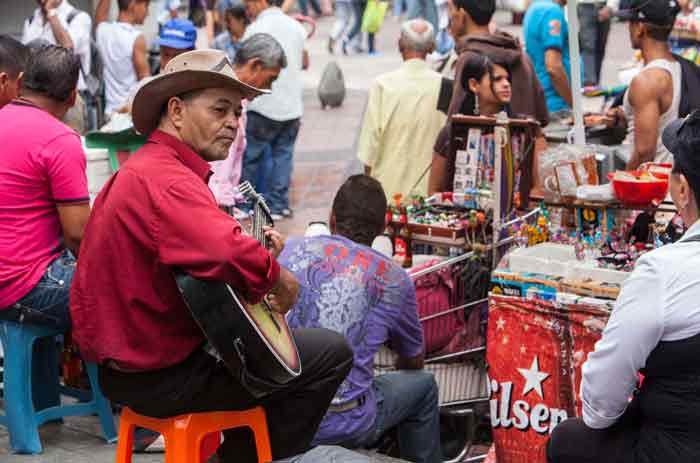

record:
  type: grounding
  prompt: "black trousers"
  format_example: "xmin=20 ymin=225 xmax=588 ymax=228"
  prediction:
xmin=99 ymin=328 xmax=353 ymax=462
xmin=579 ymin=3 xmax=611 ymax=86
xmin=547 ymin=414 xmax=640 ymax=463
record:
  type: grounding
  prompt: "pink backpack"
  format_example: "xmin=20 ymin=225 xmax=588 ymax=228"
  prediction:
xmin=410 ymin=260 xmax=463 ymax=355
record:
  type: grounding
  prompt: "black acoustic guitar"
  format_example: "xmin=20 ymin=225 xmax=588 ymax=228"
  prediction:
xmin=175 ymin=182 xmax=301 ymax=398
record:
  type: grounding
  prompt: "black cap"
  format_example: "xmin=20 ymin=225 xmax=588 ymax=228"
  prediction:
xmin=617 ymin=0 xmax=681 ymax=27
xmin=662 ymin=110 xmax=700 ymax=186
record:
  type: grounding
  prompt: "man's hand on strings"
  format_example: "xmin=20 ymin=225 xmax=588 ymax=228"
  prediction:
xmin=266 ymin=267 xmax=299 ymax=314
xmin=264 ymin=227 xmax=285 ymax=258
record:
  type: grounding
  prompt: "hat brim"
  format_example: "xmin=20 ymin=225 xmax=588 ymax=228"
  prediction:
xmin=662 ymin=118 xmax=684 ymax=157
xmin=132 ymin=70 xmax=268 ymax=135
xmin=156 ymin=37 xmax=196 ymax=49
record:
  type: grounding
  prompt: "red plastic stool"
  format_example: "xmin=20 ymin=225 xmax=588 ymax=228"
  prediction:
xmin=114 ymin=406 xmax=272 ymax=463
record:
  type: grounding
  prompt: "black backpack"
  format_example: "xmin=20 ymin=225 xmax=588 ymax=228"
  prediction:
xmin=674 ymin=54 xmax=700 ymax=118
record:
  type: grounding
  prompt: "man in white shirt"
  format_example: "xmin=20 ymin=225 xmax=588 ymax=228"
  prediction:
xmin=241 ymin=0 xmax=308 ymax=220
xmin=158 ymin=0 xmax=182 ymax=27
xmin=358 ymin=19 xmax=446 ymax=199
xmin=23 ymin=0 xmax=92 ymax=93
xmin=95 ymin=0 xmax=152 ymax=116
xmin=547 ymin=111 xmax=700 ymax=462
xmin=577 ymin=0 xmax=619 ymax=86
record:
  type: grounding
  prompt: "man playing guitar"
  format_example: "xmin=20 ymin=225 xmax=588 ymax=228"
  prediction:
xmin=70 ymin=49 xmax=353 ymax=463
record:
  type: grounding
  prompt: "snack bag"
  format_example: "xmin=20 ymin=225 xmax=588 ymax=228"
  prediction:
xmin=487 ymin=296 xmax=607 ymax=462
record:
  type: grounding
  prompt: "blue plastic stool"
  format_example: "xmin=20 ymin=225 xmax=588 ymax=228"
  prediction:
xmin=0 ymin=321 xmax=117 ymax=454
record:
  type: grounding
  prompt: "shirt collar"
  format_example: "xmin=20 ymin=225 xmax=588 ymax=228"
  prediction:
xmin=681 ymin=219 xmax=700 ymax=241
xmin=401 ymin=58 xmax=429 ymax=72
xmin=148 ymin=130 xmax=213 ymax=182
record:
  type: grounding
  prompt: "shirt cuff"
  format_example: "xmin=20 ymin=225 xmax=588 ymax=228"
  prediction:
xmin=581 ymin=395 xmax=627 ymax=429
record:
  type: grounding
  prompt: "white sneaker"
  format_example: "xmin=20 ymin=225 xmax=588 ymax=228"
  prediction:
xmin=271 ymin=213 xmax=284 ymax=221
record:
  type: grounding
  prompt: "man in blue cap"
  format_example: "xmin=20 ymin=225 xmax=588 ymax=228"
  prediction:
xmin=156 ymin=18 xmax=197 ymax=72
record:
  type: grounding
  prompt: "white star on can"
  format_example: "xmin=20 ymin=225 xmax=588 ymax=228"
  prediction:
xmin=517 ymin=356 xmax=550 ymax=399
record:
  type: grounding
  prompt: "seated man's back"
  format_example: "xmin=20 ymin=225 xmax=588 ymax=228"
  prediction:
xmin=0 ymin=45 xmax=88 ymax=330
xmin=282 ymin=234 xmax=422 ymax=439
xmin=280 ymin=175 xmax=442 ymax=463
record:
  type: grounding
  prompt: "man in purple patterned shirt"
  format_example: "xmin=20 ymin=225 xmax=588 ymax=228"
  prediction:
xmin=279 ymin=175 xmax=443 ymax=463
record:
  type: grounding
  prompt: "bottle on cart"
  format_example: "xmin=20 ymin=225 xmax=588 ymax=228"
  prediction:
xmin=393 ymin=207 xmax=413 ymax=268
xmin=381 ymin=209 xmax=395 ymax=256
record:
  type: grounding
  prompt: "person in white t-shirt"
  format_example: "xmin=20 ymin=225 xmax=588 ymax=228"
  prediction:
xmin=240 ymin=0 xmax=308 ymax=220
xmin=158 ymin=0 xmax=182 ymax=27
xmin=95 ymin=0 xmax=151 ymax=117
xmin=23 ymin=0 xmax=92 ymax=93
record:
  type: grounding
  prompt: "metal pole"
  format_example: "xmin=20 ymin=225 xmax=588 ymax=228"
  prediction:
xmin=567 ymin=0 xmax=586 ymax=145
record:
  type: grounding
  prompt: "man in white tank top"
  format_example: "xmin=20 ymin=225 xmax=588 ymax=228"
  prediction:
xmin=94 ymin=0 xmax=152 ymax=117
xmin=606 ymin=0 xmax=681 ymax=170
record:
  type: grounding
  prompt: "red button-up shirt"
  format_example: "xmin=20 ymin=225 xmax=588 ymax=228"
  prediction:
xmin=70 ymin=130 xmax=280 ymax=371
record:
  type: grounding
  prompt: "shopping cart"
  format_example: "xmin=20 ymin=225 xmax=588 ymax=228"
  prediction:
xmin=374 ymin=249 xmax=501 ymax=463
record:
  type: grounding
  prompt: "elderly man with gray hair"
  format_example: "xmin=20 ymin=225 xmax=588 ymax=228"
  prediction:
xmin=357 ymin=19 xmax=447 ymax=200
xmin=209 ymin=32 xmax=286 ymax=217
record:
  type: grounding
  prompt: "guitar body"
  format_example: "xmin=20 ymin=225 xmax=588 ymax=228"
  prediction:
xmin=176 ymin=276 xmax=301 ymax=396
xmin=175 ymin=182 xmax=301 ymax=398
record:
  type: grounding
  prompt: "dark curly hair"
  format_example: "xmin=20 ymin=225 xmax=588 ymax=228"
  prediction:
xmin=332 ymin=175 xmax=387 ymax=247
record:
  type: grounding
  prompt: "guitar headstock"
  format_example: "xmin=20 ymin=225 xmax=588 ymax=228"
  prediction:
xmin=239 ymin=181 xmax=273 ymax=227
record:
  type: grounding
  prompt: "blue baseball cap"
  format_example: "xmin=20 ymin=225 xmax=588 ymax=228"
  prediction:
xmin=157 ymin=19 xmax=197 ymax=50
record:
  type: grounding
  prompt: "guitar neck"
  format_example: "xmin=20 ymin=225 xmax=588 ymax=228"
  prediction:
xmin=252 ymin=202 xmax=269 ymax=249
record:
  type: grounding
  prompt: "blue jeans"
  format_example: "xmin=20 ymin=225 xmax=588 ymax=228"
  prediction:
xmin=242 ymin=111 xmax=301 ymax=214
xmin=299 ymin=0 xmax=322 ymax=16
xmin=346 ymin=0 xmax=366 ymax=45
xmin=393 ymin=0 xmax=405 ymax=17
xmin=349 ymin=371 xmax=443 ymax=463
xmin=0 ymin=250 xmax=75 ymax=332
xmin=331 ymin=2 xmax=355 ymax=41
xmin=405 ymin=0 xmax=438 ymax=34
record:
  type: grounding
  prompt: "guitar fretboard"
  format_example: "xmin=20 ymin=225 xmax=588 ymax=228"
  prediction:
xmin=252 ymin=202 xmax=267 ymax=248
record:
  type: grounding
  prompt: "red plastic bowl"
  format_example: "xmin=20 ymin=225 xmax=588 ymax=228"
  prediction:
xmin=607 ymin=171 xmax=669 ymax=207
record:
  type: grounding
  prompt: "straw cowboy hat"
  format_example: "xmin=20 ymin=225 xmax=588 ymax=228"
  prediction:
xmin=132 ymin=49 xmax=269 ymax=135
